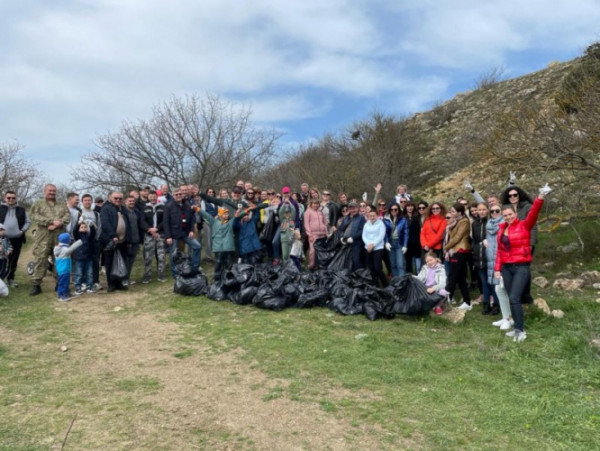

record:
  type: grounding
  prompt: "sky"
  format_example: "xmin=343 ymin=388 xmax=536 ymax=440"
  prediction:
xmin=1 ymin=0 xmax=599 ymax=186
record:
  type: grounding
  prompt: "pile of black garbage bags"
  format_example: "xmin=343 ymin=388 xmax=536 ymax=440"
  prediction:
xmin=173 ymin=251 xmax=440 ymax=321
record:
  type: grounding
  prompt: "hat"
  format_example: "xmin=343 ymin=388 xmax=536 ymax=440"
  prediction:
xmin=281 ymin=186 xmax=291 ymax=194
xmin=348 ymin=201 xmax=358 ymax=208
xmin=0 ymin=223 xmax=5 ymax=230
xmin=58 ymin=233 xmax=70 ymax=245
xmin=232 ymin=186 xmax=243 ymax=194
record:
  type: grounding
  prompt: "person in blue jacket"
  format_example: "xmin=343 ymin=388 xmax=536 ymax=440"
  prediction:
xmin=338 ymin=201 xmax=366 ymax=271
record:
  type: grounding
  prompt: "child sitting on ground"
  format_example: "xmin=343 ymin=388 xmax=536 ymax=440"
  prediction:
xmin=415 ymin=250 xmax=448 ymax=315
xmin=54 ymin=232 xmax=83 ymax=301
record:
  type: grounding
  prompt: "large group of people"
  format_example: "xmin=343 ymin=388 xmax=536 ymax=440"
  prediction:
xmin=0 ymin=174 xmax=551 ymax=342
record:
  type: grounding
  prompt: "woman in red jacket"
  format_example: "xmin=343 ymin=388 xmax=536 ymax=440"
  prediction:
xmin=420 ymin=202 xmax=447 ymax=260
xmin=494 ymin=184 xmax=551 ymax=342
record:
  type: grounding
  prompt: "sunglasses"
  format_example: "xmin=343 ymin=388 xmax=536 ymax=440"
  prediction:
xmin=323 ymin=193 xmax=331 ymax=196
xmin=431 ymin=207 xmax=440 ymax=211
xmin=378 ymin=203 xmax=386 ymax=207
xmin=390 ymin=208 xmax=399 ymax=211
xmin=359 ymin=204 xmax=367 ymax=207
xmin=113 ymin=197 xmax=122 ymax=200
xmin=491 ymin=209 xmax=501 ymax=213
xmin=508 ymin=193 xmax=519 ymax=198
xmin=446 ymin=216 xmax=451 ymax=219
xmin=246 ymin=192 xmax=254 ymax=195
xmin=418 ymin=206 xmax=426 ymax=210
xmin=5 ymin=196 xmax=16 ymax=200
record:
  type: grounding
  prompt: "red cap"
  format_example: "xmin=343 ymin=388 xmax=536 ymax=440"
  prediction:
xmin=281 ymin=186 xmax=291 ymax=194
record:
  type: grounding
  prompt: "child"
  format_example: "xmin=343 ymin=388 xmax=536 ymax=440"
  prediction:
xmin=289 ymin=228 xmax=303 ymax=271
xmin=0 ymin=223 xmax=13 ymax=281
xmin=54 ymin=232 xmax=83 ymax=301
xmin=73 ymin=221 xmax=97 ymax=294
xmin=415 ymin=250 xmax=448 ymax=315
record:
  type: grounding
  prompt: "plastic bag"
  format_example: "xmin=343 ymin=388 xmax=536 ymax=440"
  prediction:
xmin=296 ymin=289 xmax=329 ymax=308
xmin=314 ymin=234 xmax=340 ymax=267
xmin=0 ymin=278 xmax=8 ymax=297
xmin=259 ymin=211 xmax=277 ymax=243
xmin=290 ymin=240 xmax=303 ymax=258
xmin=174 ymin=274 xmax=209 ymax=296
xmin=173 ymin=252 xmax=199 ymax=278
xmin=110 ymin=251 xmax=128 ymax=281
xmin=207 ymin=280 xmax=228 ymax=301
xmin=328 ymin=245 xmax=353 ymax=271
xmin=386 ymin=275 xmax=439 ymax=315
xmin=253 ymin=283 xmax=292 ymax=311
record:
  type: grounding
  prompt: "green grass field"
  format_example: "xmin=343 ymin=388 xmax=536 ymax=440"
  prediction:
xmin=1 ymin=223 xmax=599 ymax=450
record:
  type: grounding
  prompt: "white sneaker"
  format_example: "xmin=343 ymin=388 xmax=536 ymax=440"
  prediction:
xmin=457 ymin=302 xmax=472 ymax=311
xmin=505 ymin=330 xmax=516 ymax=337
xmin=492 ymin=318 xmax=505 ymax=327
xmin=499 ymin=319 xmax=513 ymax=330
xmin=513 ymin=331 xmax=527 ymax=342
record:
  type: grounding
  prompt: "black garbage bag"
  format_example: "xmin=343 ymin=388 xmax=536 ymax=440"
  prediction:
xmin=314 ymin=234 xmax=340 ymax=267
xmin=173 ymin=273 xmax=209 ymax=296
xmin=253 ymin=283 xmax=293 ymax=311
xmin=362 ymin=286 xmax=395 ymax=320
xmin=236 ymin=285 xmax=259 ymax=305
xmin=330 ymin=289 xmax=364 ymax=316
xmin=328 ymin=245 xmax=353 ymax=271
xmin=259 ymin=211 xmax=277 ymax=243
xmin=386 ymin=275 xmax=439 ymax=315
xmin=281 ymin=282 xmax=300 ymax=304
xmin=173 ymin=252 xmax=199 ymax=278
xmin=207 ymin=280 xmax=228 ymax=301
xmin=296 ymin=289 xmax=330 ymax=308
xmin=350 ymin=268 xmax=374 ymax=287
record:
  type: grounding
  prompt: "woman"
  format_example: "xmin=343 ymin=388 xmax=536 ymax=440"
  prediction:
xmin=303 ymin=198 xmax=328 ymax=269
xmin=201 ymin=187 xmax=217 ymax=262
xmin=485 ymin=204 xmax=513 ymax=330
xmin=494 ymin=185 xmax=550 ymax=342
xmin=405 ymin=201 xmax=422 ymax=274
xmin=362 ymin=210 xmax=388 ymax=287
xmin=472 ymin=202 xmax=497 ymax=315
xmin=420 ymin=202 xmax=447 ymax=260
xmin=387 ymin=203 xmax=408 ymax=277
xmin=444 ymin=203 xmax=472 ymax=311
xmin=337 ymin=204 xmax=349 ymax=228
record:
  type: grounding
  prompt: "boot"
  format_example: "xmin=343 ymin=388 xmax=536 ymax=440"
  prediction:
xmin=29 ymin=284 xmax=42 ymax=296
xmin=490 ymin=304 xmax=500 ymax=315
xmin=482 ymin=303 xmax=492 ymax=315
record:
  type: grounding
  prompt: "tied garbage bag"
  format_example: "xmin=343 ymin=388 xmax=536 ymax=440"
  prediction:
xmin=174 ymin=273 xmax=209 ymax=296
xmin=296 ymin=289 xmax=330 ymax=308
xmin=330 ymin=289 xmax=364 ymax=316
xmin=314 ymin=233 xmax=340 ymax=267
xmin=207 ymin=280 xmax=228 ymax=301
xmin=173 ymin=252 xmax=199 ymax=278
xmin=386 ymin=275 xmax=439 ymax=315
xmin=223 ymin=264 xmax=255 ymax=288
xmin=253 ymin=283 xmax=293 ymax=311
xmin=259 ymin=211 xmax=277 ymax=243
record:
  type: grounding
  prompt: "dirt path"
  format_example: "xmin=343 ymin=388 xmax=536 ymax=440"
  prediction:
xmin=54 ymin=290 xmax=385 ymax=450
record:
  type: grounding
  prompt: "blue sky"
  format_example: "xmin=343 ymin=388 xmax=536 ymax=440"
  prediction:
xmin=1 ymin=0 xmax=599 ymax=185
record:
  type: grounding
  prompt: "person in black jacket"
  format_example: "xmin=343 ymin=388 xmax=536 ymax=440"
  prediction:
xmin=99 ymin=191 xmax=131 ymax=292
xmin=0 ymin=190 xmax=31 ymax=287
xmin=141 ymin=190 xmax=166 ymax=283
xmin=164 ymin=189 xmax=201 ymax=277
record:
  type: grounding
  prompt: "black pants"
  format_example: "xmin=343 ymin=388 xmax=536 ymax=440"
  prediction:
xmin=6 ymin=236 xmax=24 ymax=281
xmin=445 ymin=252 xmax=471 ymax=304
xmin=214 ymin=251 xmax=234 ymax=282
xmin=366 ymin=249 xmax=388 ymax=288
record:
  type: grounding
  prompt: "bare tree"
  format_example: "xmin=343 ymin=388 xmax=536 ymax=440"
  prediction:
xmin=0 ymin=141 xmax=44 ymax=202
xmin=73 ymin=94 xmax=281 ymax=191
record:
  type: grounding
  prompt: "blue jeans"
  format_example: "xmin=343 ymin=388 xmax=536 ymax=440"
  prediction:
xmin=412 ymin=256 xmax=422 ymax=275
xmin=170 ymin=237 xmax=201 ymax=276
xmin=501 ymin=263 xmax=530 ymax=332
xmin=74 ymin=260 xmax=93 ymax=290
xmin=478 ymin=268 xmax=493 ymax=306
xmin=389 ymin=239 xmax=406 ymax=277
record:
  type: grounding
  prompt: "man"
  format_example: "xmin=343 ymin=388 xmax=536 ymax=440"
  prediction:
xmin=338 ymin=201 xmax=366 ymax=271
xmin=300 ymin=183 xmax=310 ymax=207
xmin=29 ymin=184 xmax=70 ymax=295
xmin=320 ymin=190 xmax=339 ymax=232
xmin=99 ymin=191 xmax=131 ymax=292
xmin=0 ymin=190 xmax=31 ymax=287
xmin=141 ymin=190 xmax=166 ymax=283
xmin=164 ymin=189 xmax=201 ymax=277
xmin=94 ymin=197 xmax=104 ymax=213
xmin=80 ymin=194 xmax=102 ymax=291
xmin=123 ymin=195 xmax=143 ymax=285
xmin=158 ymin=184 xmax=172 ymax=204
xmin=65 ymin=192 xmax=81 ymax=238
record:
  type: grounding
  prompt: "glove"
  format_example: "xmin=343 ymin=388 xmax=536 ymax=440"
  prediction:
xmin=464 ymin=180 xmax=474 ymax=192
xmin=362 ymin=192 xmax=368 ymax=202
xmin=509 ymin=171 xmax=517 ymax=185
xmin=402 ymin=246 xmax=407 ymax=254
xmin=385 ymin=242 xmax=392 ymax=251
xmin=346 ymin=237 xmax=353 ymax=244
xmin=538 ymin=183 xmax=552 ymax=196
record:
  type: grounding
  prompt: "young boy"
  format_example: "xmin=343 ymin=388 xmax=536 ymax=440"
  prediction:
xmin=73 ymin=221 xmax=97 ymax=294
xmin=54 ymin=232 xmax=82 ymax=301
